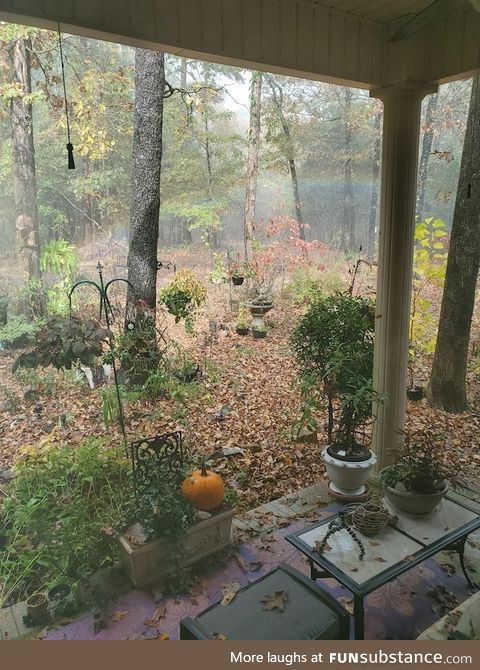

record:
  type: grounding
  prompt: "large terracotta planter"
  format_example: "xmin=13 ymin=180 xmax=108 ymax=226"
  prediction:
xmin=383 ymin=481 xmax=448 ymax=515
xmin=119 ymin=508 xmax=233 ymax=588
xmin=322 ymin=447 xmax=376 ymax=499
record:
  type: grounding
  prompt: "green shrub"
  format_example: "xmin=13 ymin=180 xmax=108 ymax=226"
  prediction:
xmin=0 ymin=440 xmax=131 ymax=606
xmin=0 ymin=315 xmax=41 ymax=348
xmin=106 ymin=316 xmax=161 ymax=382
xmin=291 ymin=292 xmax=377 ymax=450
xmin=291 ymin=292 xmax=375 ymax=388
xmin=286 ymin=265 xmax=347 ymax=306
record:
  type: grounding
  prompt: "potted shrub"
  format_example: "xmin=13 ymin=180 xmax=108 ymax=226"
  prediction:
xmin=379 ymin=430 xmax=456 ymax=515
xmin=159 ymin=269 xmax=207 ymax=335
xmin=12 ymin=316 xmax=112 ymax=371
xmin=291 ymin=292 xmax=379 ymax=500
xmin=252 ymin=326 xmax=267 ymax=339
xmin=107 ymin=314 xmax=161 ymax=386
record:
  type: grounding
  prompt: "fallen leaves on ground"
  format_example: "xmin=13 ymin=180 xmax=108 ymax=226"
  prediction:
xmin=1 ymin=244 xmax=480 ymax=511
xmin=111 ymin=610 xmax=128 ymax=622
xmin=144 ymin=604 xmax=167 ymax=628
xmin=427 ymin=585 xmax=459 ymax=617
xmin=220 ymin=581 xmax=241 ymax=605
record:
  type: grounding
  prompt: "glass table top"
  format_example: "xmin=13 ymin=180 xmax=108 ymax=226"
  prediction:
xmin=290 ymin=497 xmax=480 ymax=589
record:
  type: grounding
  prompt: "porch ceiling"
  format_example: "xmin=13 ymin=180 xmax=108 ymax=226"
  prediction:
xmin=0 ymin=1 xmax=479 ymax=88
xmin=310 ymin=0 xmax=461 ymax=25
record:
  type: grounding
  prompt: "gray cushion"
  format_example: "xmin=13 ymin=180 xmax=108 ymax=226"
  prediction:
xmin=195 ymin=569 xmax=342 ymax=640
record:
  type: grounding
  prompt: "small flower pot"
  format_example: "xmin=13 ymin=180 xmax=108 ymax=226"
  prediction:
xmin=407 ymin=386 xmax=424 ymax=401
xmin=252 ymin=329 xmax=266 ymax=339
xmin=235 ymin=327 xmax=249 ymax=336
xmin=26 ymin=592 xmax=48 ymax=622
xmin=48 ymin=583 xmax=72 ymax=616
xmin=232 ymin=276 xmax=244 ymax=286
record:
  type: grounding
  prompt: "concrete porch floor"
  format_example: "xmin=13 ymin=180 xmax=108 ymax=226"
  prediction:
xmin=2 ymin=480 xmax=479 ymax=640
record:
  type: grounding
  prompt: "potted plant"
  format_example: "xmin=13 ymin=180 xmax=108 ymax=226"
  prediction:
xmin=106 ymin=314 xmax=161 ymax=386
xmin=379 ymin=430 xmax=456 ymax=515
xmin=0 ymin=295 xmax=8 ymax=326
xmin=291 ymin=292 xmax=379 ymax=500
xmin=235 ymin=322 xmax=249 ymax=336
xmin=118 ymin=459 xmax=233 ymax=588
xmin=235 ymin=306 xmax=250 ymax=335
xmin=159 ymin=269 xmax=207 ymax=335
xmin=26 ymin=592 xmax=49 ymax=622
xmin=407 ymin=346 xmax=424 ymax=400
xmin=230 ymin=263 xmax=245 ymax=286
xmin=407 ymin=218 xmax=448 ymax=401
xmin=252 ymin=325 xmax=267 ymax=339
xmin=12 ymin=316 xmax=112 ymax=372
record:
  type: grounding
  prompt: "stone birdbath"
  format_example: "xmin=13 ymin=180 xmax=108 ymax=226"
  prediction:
xmin=247 ymin=298 xmax=274 ymax=330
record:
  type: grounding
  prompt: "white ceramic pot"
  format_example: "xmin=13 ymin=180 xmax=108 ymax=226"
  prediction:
xmin=321 ymin=447 xmax=377 ymax=497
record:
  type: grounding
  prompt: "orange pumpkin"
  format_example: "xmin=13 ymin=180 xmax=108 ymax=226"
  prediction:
xmin=181 ymin=458 xmax=224 ymax=511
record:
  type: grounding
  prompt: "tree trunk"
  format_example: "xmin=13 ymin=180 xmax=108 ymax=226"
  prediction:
xmin=127 ymin=49 xmax=165 ymax=316
xmin=416 ymin=91 xmax=439 ymax=220
xmin=428 ymin=76 xmax=480 ymax=412
xmin=244 ymin=71 xmax=262 ymax=260
xmin=367 ymin=111 xmax=382 ymax=258
xmin=268 ymin=78 xmax=305 ymax=241
xmin=343 ymin=88 xmax=355 ymax=252
xmin=10 ymin=37 xmax=41 ymax=282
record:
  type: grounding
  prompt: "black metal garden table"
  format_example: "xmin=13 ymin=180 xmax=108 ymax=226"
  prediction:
xmin=286 ymin=494 xmax=480 ymax=639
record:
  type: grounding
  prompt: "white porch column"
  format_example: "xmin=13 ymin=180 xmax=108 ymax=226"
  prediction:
xmin=370 ymin=81 xmax=437 ymax=471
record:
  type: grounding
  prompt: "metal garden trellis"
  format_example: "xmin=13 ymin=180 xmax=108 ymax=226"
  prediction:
xmin=68 ymin=261 xmax=133 ymax=460
xmin=68 ymin=260 xmax=180 ymax=491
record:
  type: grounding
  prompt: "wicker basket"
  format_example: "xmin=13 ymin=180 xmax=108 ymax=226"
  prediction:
xmin=347 ymin=501 xmax=392 ymax=535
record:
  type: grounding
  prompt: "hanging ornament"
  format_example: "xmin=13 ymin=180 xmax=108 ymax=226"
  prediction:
xmin=56 ymin=19 xmax=75 ymax=169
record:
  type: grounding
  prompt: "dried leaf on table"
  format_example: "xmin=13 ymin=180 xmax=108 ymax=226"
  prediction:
xmin=314 ymin=540 xmax=332 ymax=553
xmin=260 ymin=590 xmax=288 ymax=612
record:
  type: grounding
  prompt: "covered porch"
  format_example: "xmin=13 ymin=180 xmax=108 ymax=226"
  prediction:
xmin=2 ymin=0 xmax=478 ymax=468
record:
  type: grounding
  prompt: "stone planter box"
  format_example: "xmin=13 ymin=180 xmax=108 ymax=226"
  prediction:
xmin=119 ymin=508 xmax=234 ymax=588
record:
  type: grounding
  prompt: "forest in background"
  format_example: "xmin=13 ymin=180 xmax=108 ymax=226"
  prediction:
xmin=0 ymin=24 xmax=472 ymax=270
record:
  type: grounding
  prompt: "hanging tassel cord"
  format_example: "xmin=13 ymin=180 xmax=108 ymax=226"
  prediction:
xmin=56 ymin=18 xmax=75 ymax=169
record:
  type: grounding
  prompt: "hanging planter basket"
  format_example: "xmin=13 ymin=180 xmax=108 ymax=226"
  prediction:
xmin=232 ymin=276 xmax=244 ymax=286
xmin=407 ymin=386 xmax=424 ymax=401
